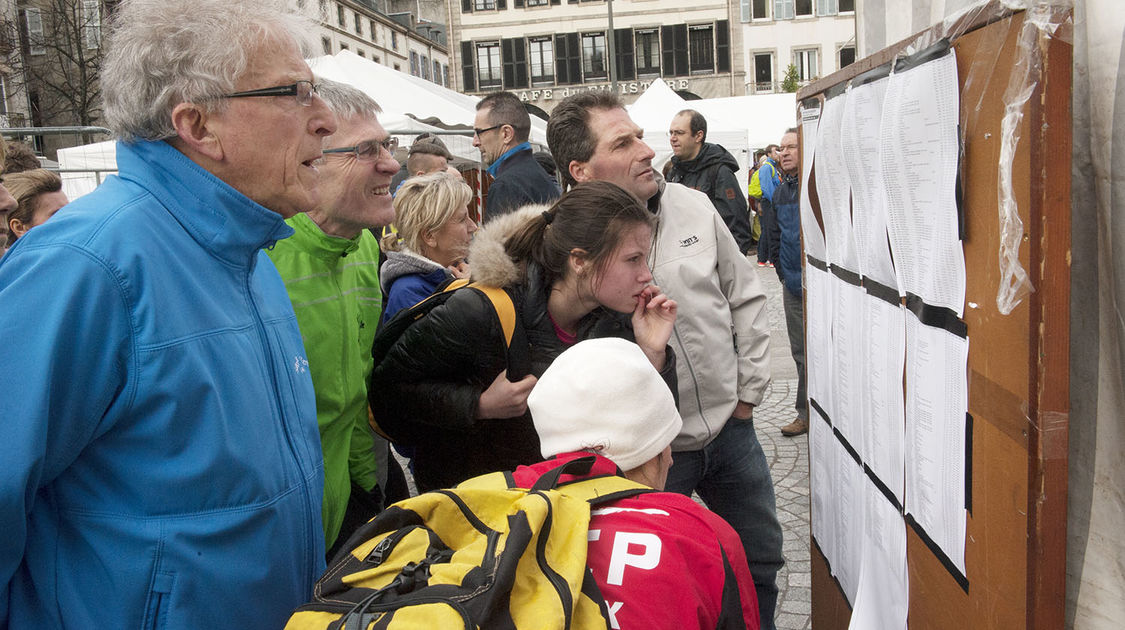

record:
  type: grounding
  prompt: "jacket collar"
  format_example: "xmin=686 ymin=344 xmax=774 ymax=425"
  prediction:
xmin=286 ymin=212 xmax=362 ymax=263
xmin=115 ymin=139 xmax=295 ymax=268
xmin=486 ymin=142 xmax=532 ymax=178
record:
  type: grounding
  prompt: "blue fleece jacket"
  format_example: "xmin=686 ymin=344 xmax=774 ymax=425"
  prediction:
xmin=0 ymin=139 xmax=325 ymax=629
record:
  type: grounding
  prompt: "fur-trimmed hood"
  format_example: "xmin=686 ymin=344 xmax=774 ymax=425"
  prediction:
xmin=468 ymin=203 xmax=553 ymax=288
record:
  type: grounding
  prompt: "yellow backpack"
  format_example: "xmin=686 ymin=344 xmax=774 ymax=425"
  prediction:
xmin=285 ymin=457 xmax=652 ymax=630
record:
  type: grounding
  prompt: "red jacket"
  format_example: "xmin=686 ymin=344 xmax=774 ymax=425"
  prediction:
xmin=512 ymin=453 xmax=760 ymax=630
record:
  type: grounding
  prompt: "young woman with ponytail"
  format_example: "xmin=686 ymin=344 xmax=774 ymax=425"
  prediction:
xmin=368 ymin=180 xmax=678 ymax=492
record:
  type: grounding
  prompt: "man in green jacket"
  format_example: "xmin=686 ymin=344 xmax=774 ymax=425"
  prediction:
xmin=268 ymin=79 xmax=400 ymax=553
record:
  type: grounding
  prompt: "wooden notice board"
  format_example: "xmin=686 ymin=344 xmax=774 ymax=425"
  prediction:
xmin=797 ymin=3 xmax=1071 ymax=629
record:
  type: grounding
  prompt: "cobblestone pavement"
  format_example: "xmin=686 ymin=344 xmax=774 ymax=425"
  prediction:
xmin=752 ymin=262 xmax=813 ymax=630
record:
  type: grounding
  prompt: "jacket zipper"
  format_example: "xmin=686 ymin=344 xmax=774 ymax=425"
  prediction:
xmin=245 ymin=266 xmax=318 ymax=589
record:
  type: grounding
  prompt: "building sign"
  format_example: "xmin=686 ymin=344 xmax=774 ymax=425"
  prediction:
xmin=518 ymin=79 xmax=691 ymax=102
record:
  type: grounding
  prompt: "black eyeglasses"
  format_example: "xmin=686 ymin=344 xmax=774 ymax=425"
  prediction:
xmin=473 ymin=124 xmax=504 ymax=137
xmin=223 ymin=80 xmax=318 ymax=107
xmin=321 ymin=137 xmax=400 ymax=161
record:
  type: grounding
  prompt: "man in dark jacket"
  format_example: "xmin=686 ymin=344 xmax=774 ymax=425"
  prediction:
xmin=473 ymin=91 xmax=559 ymax=222
xmin=667 ymin=109 xmax=755 ymax=253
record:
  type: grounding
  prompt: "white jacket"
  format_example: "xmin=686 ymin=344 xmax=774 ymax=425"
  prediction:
xmin=649 ymin=180 xmax=772 ymax=450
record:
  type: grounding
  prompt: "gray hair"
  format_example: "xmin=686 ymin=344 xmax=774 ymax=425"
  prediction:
xmin=102 ymin=0 xmax=317 ymax=143
xmin=316 ymin=78 xmax=382 ymax=120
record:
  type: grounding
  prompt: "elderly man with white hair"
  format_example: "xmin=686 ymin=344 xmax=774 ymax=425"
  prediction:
xmin=511 ymin=338 xmax=761 ymax=630
xmin=0 ymin=0 xmax=336 ymax=627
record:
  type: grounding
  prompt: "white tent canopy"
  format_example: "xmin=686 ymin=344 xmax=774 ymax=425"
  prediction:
xmin=59 ymin=50 xmax=559 ymax=198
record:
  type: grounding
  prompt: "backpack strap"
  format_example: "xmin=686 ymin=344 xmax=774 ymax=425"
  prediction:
xmin=469 ymin=284 xmax=516 ymax=347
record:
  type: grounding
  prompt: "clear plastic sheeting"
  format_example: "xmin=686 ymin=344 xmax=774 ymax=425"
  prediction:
xmin=881 ymin=0 xmax=1073 ymax=315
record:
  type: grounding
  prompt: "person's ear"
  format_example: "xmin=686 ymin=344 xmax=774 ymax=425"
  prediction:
xmin=171 ymin=102 xmax=224 ymax=162
xmin=569 ymin=160 xmax=593 ymax=184
xmin=501 ymin=124 xmax=516 ymax=146
xmin=567 ymin=247 xmax=589 ymax=277
xmin=422 ymin=228 xmax=438 ymax=249
xmin=9 ymin=216 xmax=28 ymax=239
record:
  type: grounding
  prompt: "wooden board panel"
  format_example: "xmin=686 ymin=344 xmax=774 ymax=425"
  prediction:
xmin=797 ymin=4 xmax=1070 ymax=628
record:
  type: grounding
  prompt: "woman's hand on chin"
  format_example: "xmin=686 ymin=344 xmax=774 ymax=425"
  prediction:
xmin=631 ymin=285 xmax=677 ymax=370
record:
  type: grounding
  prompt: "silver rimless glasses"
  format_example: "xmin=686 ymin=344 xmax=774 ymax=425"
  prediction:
xmin=321 ymin=137 xmax=400 ymax=161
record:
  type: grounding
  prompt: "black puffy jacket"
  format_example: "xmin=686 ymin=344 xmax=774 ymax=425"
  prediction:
xmin=368 ymin=205 xmax=676 ymax=492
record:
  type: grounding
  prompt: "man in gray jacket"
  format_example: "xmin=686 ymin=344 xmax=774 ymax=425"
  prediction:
xmin=547 ymin=92 xmax=783 ymax=630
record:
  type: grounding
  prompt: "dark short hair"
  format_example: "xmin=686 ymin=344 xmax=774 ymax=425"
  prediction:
xmin=765 ymin=143 xmax=780 ymax=153
xmin=675 ymin=109 xmax=707 ymax=142
xmin=476 ymin=91 xmax=531 ymax=143
xmin=546 ymin=91 xmax=624 ymax=191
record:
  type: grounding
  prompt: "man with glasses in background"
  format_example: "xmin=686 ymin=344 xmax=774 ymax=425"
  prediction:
xmin=268 ymin=79 xmax=400 ymax=560
xmin=472 ymin=91 xmax=558 ymax=222
xmin=0 ymin=1 xmax=337 ymax=628
xmin=773 ymin=128 xmax=809 ymax=437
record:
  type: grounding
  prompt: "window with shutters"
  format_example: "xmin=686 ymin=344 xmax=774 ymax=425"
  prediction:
xmin=476 ymin=42 xmax=502 ymax=89
xmin=581 ymin=32 xmax=606 ymax=80
xmin=321 ymin=36 xmax=332 ymax=55
xmin=528 ymin=37 xmax=554 ymax=85
xmin=502 ymin=38 xmax=528 ymax=88
xmin=337 ymin=4 xmax=345 ymax=26
xmin=422 ymin=55 xmax=430 ymax=80
xmin=614 ymin=28 xmax=634 ymax=81
xmin=475 ymin=0 xmax=497 ymax=9
xmin=773 ymin=0 xmax=793 ymax=19
xmin=370 ymin=20 xmax=377 ymax=41
xmin=554 ymin=33 xmax=581 ymax=85
xmin=796 ymin=0 xmax=813 ymax=16
xmin=816 ymin=0 xmax=836 ymax=15
xmin=634 ymin=29 xmax=659 ymax=76
xmin=688 ymin=25 xmax=714 ymax=74
xmin=739 ymin=0 xmax=770 ymax=21
xmin=661 ymin=24 xmax=688 ymax=77
xmin=462 ymin=41 xmax=476 ymax=90
xmin=526 ymin=0 xmax=549 ymax=5
xmin=840 ymin=0 xmax=854 ymax=11
xmin=433 ymin=60 xmax=441 ymax=83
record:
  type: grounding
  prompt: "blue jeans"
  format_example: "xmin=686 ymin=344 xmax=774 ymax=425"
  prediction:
xmin=666 ymin=416 xmax=784 ymax=630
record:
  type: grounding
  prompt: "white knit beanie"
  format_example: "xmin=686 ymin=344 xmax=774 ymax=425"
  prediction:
xmin=528 ymin=338 xmax=683 ymax=471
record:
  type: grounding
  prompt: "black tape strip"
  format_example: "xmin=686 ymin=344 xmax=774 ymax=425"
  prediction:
xmin=830 ymin=264 xmax=862 ymax=287
xmin=852 ymin=61 xmax=893 ymax=87
xmin=810 ymin=398 xmax=832 ymax=427
xmin=801 ymin=96 xmax=822 ymax=111
xmin=864 ymin=276 xmax=901 ymax=306
xmin=862 ymin=463 xmax=904 ymax=513
xmin=806 ymin=255 xmax=829 ymax=272
xmin=965 ymin=413 xmax=973 ymax=516
xmin=905 ymin=293 xmax=968 ymax=339
xmin=832 ymin=427 xmax=863 ymax=468
xmin=956 ymin=124 xmax=967 ymax=241
xmin=825 ymin=82 xmax=848 ymax=100
xmin=894 ymin=37 xmax=952 ymax=73
xmin=904 ymin=513 xmax=970 ymax=592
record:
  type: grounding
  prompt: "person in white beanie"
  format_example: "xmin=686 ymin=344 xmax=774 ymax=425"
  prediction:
xmin=511 ymin=338 xmax=761 ymax=630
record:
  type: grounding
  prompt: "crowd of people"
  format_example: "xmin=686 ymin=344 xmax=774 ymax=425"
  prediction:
xmin=0 ymin=1 xmax=807 ymax=628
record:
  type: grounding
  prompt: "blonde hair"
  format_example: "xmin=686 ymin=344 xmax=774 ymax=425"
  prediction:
xmin=385 ymin=172 xmax=472 ymax=253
